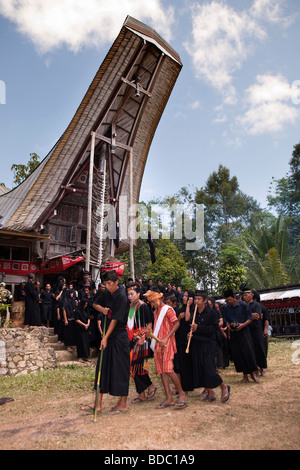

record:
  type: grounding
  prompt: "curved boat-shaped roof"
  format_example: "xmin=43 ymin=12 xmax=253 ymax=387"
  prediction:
xmin=0 ymin=16 xmax=182 ymax=233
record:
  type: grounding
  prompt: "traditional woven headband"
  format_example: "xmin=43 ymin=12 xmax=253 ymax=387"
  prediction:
xmin=143 ymin=290 xmax=163 ymax=301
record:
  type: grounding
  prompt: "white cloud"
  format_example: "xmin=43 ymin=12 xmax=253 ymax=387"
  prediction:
xmin=189 ymin=100 xmax=201 ymax=110
xmin=213 ymin=114 xmax=227 ymax=124
xmin=0 ymin=0 xmax=174 ymax=53
xmin=184 ymin=1 xmax=266 ymax=102
xmin=184 ymin=0 xmax=295 ymax=103
xmin=236 ymin=74 xmax=300 ymax=135
xmin=224 ymin=136 xmax=243 ymax=148
xmin=250 ymin=0 xmax=297 ymax=27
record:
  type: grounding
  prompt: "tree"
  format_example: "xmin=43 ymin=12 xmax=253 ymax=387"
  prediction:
xmin=268 ymin=142 xmax=300 ymax=243
xmin=217 ymin=245 xmax=247 ymax=293
xmin=188 ymin=165 xmax=261 ymax=292
xmin=241 ymin=215 xmax=300 ymax=288
xmin=268 ymin=142 xmax=300 ymax=216
xmin=118 ymin=237 xmax=151 ymax=283
xmin=11 ymin=152 xmax=40 ymax=186
xmin=195 ymin=164 xmax=261 ymax=246
xmin=146 ymin=239 xmax=190 ymax=286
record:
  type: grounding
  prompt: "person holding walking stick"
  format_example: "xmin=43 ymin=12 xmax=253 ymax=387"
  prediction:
xmin=81 ymin=270 xmax=130 ymax=416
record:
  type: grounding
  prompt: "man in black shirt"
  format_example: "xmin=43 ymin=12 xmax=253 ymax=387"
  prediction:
xmin=81 ymin=270 xmax=130 ymax=415
xmin=242 ymin=288 xmax=267 ymax=377
xmin=223 ymin=288 xmax=259 ymax=383
xmin=189 ymin=290 xmax=230 ymax=403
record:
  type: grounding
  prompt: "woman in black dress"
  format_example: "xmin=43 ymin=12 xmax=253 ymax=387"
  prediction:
xmin=75 ymin=297 xmax=91 ymax=362
xmin=62 ymin=289 xmax=77 ymax=352
xmin=172 ymin=290 xmax=194 ymax=393
xmin=190 ymin=290 xmax=230 ymax=403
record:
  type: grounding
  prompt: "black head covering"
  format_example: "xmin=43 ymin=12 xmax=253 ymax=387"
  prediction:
xmin=102 ymin=270 xmax=118 ymax=282
xmin=252 ymin=290 xmax=260 ymax=302
xmin=164 ymin=292 xmax=177 ymax=302
xmin=240 ymin=283 xmax=252 ymax=293
xmin=185 ymin=290 xmax=195 ymax=299
xmin=195 ymin=289 xmax=207 ymax=298
xmin=126 ymin=282 xmax=140 ymax=293
xmin=223 ymin=288 xmax=235 ymax=298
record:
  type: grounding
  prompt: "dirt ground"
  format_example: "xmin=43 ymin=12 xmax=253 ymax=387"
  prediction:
xmin=0 ymin=339 xmax=299 ymax=451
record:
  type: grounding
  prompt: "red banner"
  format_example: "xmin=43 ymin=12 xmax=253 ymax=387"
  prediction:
xmin=39 ymin=255 xmax=84 ymax=274
xmin=0 ymin=255 xmax=84 ymax=276
xmin=0 ymin=260 xmax=39 ymax=276
xmin=101 ymin=261 xmax=125 ymax=277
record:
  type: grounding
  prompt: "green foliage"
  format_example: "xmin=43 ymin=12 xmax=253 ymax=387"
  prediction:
xmin=146 ymin=239 xmax=190 ymax=286
xmin=11 ymin=152 xmax=40 ymax=186
xmin=218 ymin=245 xmax=247 ymax=292
xmin=122 ymin=144 xmax=299 ymax=292
xmin=268 ymin=142 xmax=300 ymax=243
xmin=241 ymin=214 xmax=300 ymax=288
xmin=119 ymin=237 xmax=151 ymax=283
xmin=180 ymin=276 xmax=197 ymax=291
xmin=195 ymin=164 xmax=261 ymax=246
xmin=268 ymin=142 xmax=300 ymax=216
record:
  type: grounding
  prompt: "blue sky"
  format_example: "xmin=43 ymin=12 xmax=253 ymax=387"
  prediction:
xmin=0 ymin=0 xmax=299 ymax=210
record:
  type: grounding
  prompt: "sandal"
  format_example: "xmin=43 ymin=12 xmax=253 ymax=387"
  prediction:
xmin=221 ymin=385 xmax=231 ymax=403
xmin=174 ymin=400 xmax=188 ymax=409
xmin=107 ymin=408 xmax=128 ymax=415
xmin=131 ymin=397 xmax=147 ymax=404
xmin=203 ymin=395 xmax=216 ymax=402
xmin=156 ymin=401 xmax=175 ymax=409
xmin=81 ymin=404 xmax=101 ymax=413
xmin=147 ymin=387 xmax=157 ymax=401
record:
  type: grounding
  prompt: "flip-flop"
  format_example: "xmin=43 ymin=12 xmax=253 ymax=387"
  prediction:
xmin=81 ymin=404 xmax=101 ymax=413
xmin=81 ymin=404 xmax=94 ymax=412
xmin=156 ymin=402 xmax=175 ymax=409
xmin=221 ymin=385 xmax=231 ymax=403
xmin=174 ymin=400 xmax=188 ymax=409
xmin=147 ymin=387 xmax=157 ymax=401
xmin=203 ymin=395 xmax=216 ymax=402
xmin=107 ymin=408 xmax=129 ymax=415
xmin=131 ymin=397 xmax=147 ymax=404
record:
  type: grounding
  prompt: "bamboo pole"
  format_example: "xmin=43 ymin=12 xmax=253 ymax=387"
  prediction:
xmin=129 ymin=148 xmax=135 ymax=280
xmin=185 ymin=305 xmax=197 ymax=354
xmin=85 ymin=131 xmax=96 ymax=271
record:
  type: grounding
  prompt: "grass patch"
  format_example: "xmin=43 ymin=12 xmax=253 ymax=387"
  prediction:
xmin=0 ymin=365 xmax=95 ymax=397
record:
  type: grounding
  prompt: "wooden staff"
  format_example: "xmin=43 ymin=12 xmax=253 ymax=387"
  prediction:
xmin=94 ymin=314 xmax=107 ymax=423
xmin=136 ymin=327 xmax=166 ymax=347
xmin=185 ymin=305 xmax=198 ymax=354
xmin=146 ymin=327 xmax=167 ymax=347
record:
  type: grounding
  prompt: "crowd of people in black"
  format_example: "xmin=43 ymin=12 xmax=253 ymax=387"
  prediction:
xmin=20 ymin=271 xmax=270 ymax=385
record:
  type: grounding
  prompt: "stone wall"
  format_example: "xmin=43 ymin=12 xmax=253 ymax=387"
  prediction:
xmin=0 ymin=327 xmax=57 ymax=376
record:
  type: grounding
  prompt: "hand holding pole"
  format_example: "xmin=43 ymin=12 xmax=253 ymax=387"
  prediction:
xmin=185 ymin=305 xmax=197 ymax=354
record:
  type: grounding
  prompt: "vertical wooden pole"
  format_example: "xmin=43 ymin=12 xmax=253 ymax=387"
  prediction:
xmin=86 ymin=131 xmax=96 ymax=271
xmin=129 ymin=148 xmax=135 ymax=281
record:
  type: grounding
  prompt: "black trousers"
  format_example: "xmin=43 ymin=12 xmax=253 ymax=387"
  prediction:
xmin=94 ymin=330 xmax=130 ymax=397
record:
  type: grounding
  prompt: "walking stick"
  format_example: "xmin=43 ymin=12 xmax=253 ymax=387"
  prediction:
xmin=185 ymin=305 xmax=197 ymax=354
xmin=94 ymin=314 xmax=107 ymax=423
